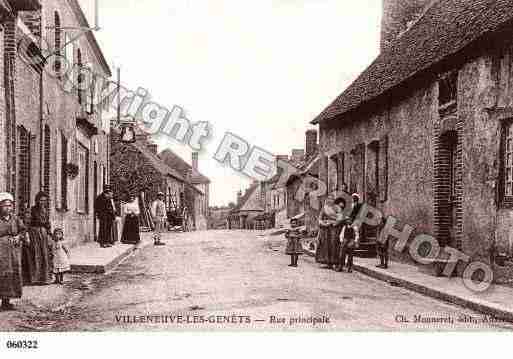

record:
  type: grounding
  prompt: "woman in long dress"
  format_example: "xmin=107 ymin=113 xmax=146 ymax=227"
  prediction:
xmin=331 ymin=197 xmax=349 ymax=271
xmin=121 ymin=195 xmax=141 ymax=244
xmin=24 ymin=191 xmax=52 ymax=285
xmin=0 ymin=192 xmax=27 ymax=311
xmin=315 ymin=196 xmax=339 ymax=269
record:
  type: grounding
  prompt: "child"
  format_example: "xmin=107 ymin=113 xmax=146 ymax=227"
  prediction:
xmin=339 ymin=223 xmax=360 ymax=273
xmin=285 ymin=229 xmax=303 ymax=267
xmin=151 ymin=192 xmax=167 ymax=246
xmin=376 ymin=217 xmax=389 ymax=269
xmin=51 ymin=228 xmax=70 ymax=284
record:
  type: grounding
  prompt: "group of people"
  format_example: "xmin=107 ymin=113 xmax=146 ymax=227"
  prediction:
xmin=315 ymin=193 xmax=363 ymax=273
xmin=96 ymin=188 xmax=173 ymax=247
xmin=286 ymin=193 xmax=389 ymax=272
xmin=0 ymin=186 xmax=175 ymax=312
xmin=0 ymin=191 xmax=70 ymax=312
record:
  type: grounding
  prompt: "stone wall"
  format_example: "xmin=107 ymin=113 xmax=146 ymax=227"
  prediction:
xmin=317 ymin=29 xmax=513 ymax=281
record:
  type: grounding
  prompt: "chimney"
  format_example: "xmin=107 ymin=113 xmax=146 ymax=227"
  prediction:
xmin=236 ymin=190 xmax=242 ymax=205
xmin=147 ymin=143 xmax=158 ymax=155
xmin=305 ymin=129 xmax=318 ymax=157
xmin=192 ymin=152 xmax=199 ymax=171
xmin=381 ymin=0 xmax=432 ymax=52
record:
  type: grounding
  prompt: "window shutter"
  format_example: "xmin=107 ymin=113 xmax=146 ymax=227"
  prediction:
xmin=379 ymin=135 xmax=389 ymax=202
xmin=321 ymin=155 xmax=328 ymax=194
xmin=43 ymin=125 xmax=51 ymax=195
xmin=61 ymin=132 xmax=68 ymax=210
xmin=55 ymin=131 xmax=62 ymax=208
xmin=337 ymin=152 xmax=345 ymax=191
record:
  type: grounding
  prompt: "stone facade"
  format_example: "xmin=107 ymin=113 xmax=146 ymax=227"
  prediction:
xmin=315 ymin=3 xmax=513 ymax=282
xmin=159 ymin=150 xmax=210 ymax=230
xmin=228 ymin=183 xmax=263 ymax=230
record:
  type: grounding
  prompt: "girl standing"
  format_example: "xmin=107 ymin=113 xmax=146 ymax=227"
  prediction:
xmin=285 ymin=229 xmax=303 ymax=267
xmin=0 ymin=192 xmax=27 ymax=311
xmin=340 ymin=224 xmax=360 ymax=273
xmin=51 ymin=229 xmax=70 ymax=285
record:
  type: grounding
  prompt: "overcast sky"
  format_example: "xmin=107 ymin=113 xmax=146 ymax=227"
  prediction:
xmin=79 ymin=0 xmax=381 ymax=206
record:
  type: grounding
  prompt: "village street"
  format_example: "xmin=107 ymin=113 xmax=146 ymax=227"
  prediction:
xmin=2 ymin=230 xmax=513 ymax=331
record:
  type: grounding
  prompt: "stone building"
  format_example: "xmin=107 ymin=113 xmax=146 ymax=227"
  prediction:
xmin=312 ymin=0 xmax=513 ymax=280
xmin=257 ymin=130 xmax=319 ymax=230
xmin=286 ymin=154 xmax=320 ymax=235
xmin=0 ymin=0 xmax=112 ymax=246
xmin=159 ymin=149 xmax=210 ymax=230
xmin=228 ymin=183 xmax=263 ymax=230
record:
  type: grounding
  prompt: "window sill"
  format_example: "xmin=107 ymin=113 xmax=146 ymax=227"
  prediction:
xmin=500 ymin=197 xmax=513 ymax=210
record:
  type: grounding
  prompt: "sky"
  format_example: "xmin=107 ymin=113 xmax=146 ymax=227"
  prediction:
xmin=79 ymin=0 xmax=381 ymax=206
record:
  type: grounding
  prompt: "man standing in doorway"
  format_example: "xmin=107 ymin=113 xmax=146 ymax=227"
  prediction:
xmin=94 ymin=186 xmax=116 ymax=248
xmin=151 ymin=192 xmax=167 ymax=246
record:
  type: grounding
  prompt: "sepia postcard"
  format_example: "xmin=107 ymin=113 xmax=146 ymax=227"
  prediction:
xmin=3 ymin=2 xmax=513 ymax=352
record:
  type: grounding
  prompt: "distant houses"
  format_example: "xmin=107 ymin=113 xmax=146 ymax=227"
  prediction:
xmin=228 ymin=130 xmax=319 ymax=232
xmin=228 ymin=182 xmax=264 ymax=230
xmin=159 ymin=149 xmax=211 ymax=230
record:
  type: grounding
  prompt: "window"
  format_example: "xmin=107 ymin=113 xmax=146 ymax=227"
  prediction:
xmin=77 ymin=48 xmax=83 ymax=105
xmin=77 ymin=143 xmax=89 ymax=213
xmin=54 ymin=11 xmax=61 ymax=75
xmin=328 ymin=154 xmax=338 ymax=193
xmin=55 ymin=130 xmax=61 ymax=206
xmin=64 ymin=32 xmax=73 ymax=67
xmin=17 ymin=126 xmax=31 ymax=215
xmin=61 ymin=131 xmax=68 ymax=210
xmin=379 ymin=136 xmax=389 ymax=202
xmin=503 ymin=122 xmax=513 ymax=204
xmin=367 ymin=141 xmax=380 ymax=205
xmin=336 ymin=152 xmax=345 ymax=191
xmin=43 ymin=125 xmax=51 ymax=195
xmin=86 ymin=69 xmax=95 ymax=114
xmin=439 ymin=71 xmax=458 ymax=109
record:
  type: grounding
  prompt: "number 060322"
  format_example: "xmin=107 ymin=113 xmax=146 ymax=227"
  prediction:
xmin=6 ymin=340 xmax=38 ymax=349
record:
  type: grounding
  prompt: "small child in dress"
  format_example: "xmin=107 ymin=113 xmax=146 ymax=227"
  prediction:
xmin=51 ymin=228 xmax=70 ymax=284
xmin=285 ymin=229 xmax=303 ymax=267
xmin=339 ymin=224 xmax=360 ymax=273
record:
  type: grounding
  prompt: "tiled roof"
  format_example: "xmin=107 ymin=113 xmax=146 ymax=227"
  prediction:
xmin=313 ymin=0 xmax=513 ymax=124
xmin=159 ymin=149 xmax=211 ymax=184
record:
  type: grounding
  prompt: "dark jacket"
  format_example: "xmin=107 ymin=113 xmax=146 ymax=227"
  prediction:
xmin=30 ymin=206 xmax=51 ymax=231
xmin=94 ymin=193 xmax=115 ymax=221
xmin=350 ymin=203 xmax=363 ymax=222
